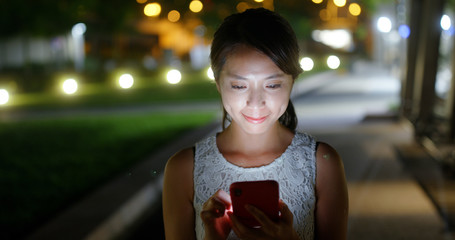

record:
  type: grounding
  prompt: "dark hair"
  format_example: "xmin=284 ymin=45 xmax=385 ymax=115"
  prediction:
xmin=210 ymin=8 xmax=302 ymax=131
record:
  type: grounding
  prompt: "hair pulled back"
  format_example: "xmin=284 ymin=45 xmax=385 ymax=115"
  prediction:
xmin=210 ymin=8 xmax=302 ymax=131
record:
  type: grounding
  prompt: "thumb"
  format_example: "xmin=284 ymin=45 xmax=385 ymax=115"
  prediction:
xmin=279 ymin=200 xmax=294 ymax=225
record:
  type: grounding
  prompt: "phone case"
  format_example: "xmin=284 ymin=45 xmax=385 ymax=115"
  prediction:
xmin=229 ymin=180 xmax=279 ymax=228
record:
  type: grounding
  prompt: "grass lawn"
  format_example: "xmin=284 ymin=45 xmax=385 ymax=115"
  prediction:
xmin=0 ymin=111 xmax=217 ymax=239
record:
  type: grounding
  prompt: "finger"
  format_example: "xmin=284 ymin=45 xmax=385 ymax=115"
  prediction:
xmin=228 ymin=212 xmax=262 ymax=239
xmin=245 ymin=204 xmax=276 ymax=228
xmin=279 ymin=200 xmax=294 ymax=225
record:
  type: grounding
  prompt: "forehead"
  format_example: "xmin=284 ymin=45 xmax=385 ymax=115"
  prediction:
xmin=222 ymin=45 xmax=283 ymax=76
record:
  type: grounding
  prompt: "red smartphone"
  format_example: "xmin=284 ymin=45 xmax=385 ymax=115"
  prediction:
xmin=229 ymin=180 xmax=279 ymax=228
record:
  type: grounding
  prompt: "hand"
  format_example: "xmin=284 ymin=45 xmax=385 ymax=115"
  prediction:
xmin=228 ymin=200 xmax=299 ymax=240
xmin=201 ymin=189 xmax=233 ymax=240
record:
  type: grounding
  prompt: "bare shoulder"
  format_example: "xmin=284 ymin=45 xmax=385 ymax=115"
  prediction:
xmin=315 ymin=141 xmax=347 ymax=194
xmin=314 ymin=141 xmax=349 ymax=239
xmin=165 ymin=147 xmax=194 ymax=176
xmin=163 ymin=147 xmax=196 ymax=239
xmin=163 ymin=147 xmax=195 ymax=203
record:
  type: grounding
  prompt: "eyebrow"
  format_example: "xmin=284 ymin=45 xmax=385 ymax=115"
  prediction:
xmin=225 ymin=72 xmax=286 ymax=80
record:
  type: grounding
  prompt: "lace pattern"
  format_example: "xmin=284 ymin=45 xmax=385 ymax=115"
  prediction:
xmin=193 ymin=132 xmax=317 ymax=240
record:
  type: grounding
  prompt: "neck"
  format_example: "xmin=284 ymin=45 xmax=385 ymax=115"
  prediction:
xmin=219 ymin=121 xmax=293 ymax=156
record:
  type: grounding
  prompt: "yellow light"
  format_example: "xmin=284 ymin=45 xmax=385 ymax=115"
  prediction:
xmin=0 ymin=89 xmax=9 ymax=105
xmin=312 ymin=0 xmax=323 ymax=4
xmin=333 ymin=0 xmax=346 ymax=7
xmin=254 ymin=0 xmax=264 ymax=2
xmin=119 ymin=73 xmax=134 ymax=89
xmin=62 ymin=79 xmax=78 ymax=94
xmin=189 ymin=0 xmax=203 ymax=13
xmin=300 ymin=57 xmax=314 ymax=71
xmin=167 ymin=69 xmax=182 ymax=84
xmin=144 ymin=3 xmax=161 ymax=17
xmin=236 ymin=2 xmax=250 ymax=13
xmin=349 ymin=3 xmax=361 ymax=16
xmin=207 ymin=67 xmax=215 ymax=80
xmin=168 ymin=10 xmax=181 ymax=22
xmin=136 ymin=0 xmax=147 ymax=4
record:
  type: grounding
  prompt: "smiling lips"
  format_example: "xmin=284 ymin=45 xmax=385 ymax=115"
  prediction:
xmin=243 ymin=114 xmax=268 ymax=124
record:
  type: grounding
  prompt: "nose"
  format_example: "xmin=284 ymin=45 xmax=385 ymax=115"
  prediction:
xmin=247 ymin=89 xmax=265 ymax=108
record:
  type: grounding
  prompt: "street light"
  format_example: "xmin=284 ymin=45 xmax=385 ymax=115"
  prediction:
xmin=189 ymin=0 xmax=203 ymax=13
xmin=327 ymin=55 xmax=341 ymax=69
xmin=300 ymin=57 xmax=314 ymax=71
xmin=0 ymin=89 xmax=9 ymax=105
xmin=62 ymin=78 xmax=78 ymax=95
xmin=377 ymin=17 xmax=392 ymax=33
xmin=144 ymin=2 xmax=161 ymax=17
xmin=167 ymin=69 xmax=182 ymax=84
xmin=119 ymin=73 xmax=134 ymax=89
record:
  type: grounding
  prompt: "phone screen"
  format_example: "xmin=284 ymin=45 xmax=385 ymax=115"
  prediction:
xmin=229 ymin=180 xmax=279 ymax=228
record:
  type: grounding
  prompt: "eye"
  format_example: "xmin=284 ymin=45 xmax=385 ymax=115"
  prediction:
xmin=231 ymin=85 xmax=247 ymax=90
xmin=266 ymin=84 xmax=281 ymax=89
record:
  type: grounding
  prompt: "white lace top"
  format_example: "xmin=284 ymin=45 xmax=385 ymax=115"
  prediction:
xmin=193 ymin=132 xmax=317 ymax=240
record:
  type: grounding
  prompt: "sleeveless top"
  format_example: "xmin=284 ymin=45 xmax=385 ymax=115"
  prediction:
xmin=193 ymin=132 xmax=317 ymax=240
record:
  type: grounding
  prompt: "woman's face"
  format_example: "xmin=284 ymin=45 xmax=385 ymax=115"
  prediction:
xmin=217 ymin=45 xmax=293 ymax=135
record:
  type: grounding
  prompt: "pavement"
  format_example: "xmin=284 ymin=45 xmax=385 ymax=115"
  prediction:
xmin=26 ymin=61 xmax=455 ymax=239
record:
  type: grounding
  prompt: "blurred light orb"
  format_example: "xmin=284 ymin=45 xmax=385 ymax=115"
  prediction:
xmin=441 ymin=14 xmax=452 ymax=31
xmin=119 ymin=74 xmax=134 ymax=89
xmin=0 ymin=89 xmax=9 ymax=105
xmin=144 ymin=3 xmax=161 ymax=17
xmin=71 ymin=23 xmax=86 ymax=37
xmin=207 ymin=67 xmax=215 ymax=80
xmin=167 ymin=70 xmax=182 ymax=84
xmin=136 ymin=0 xmax=147 ymax=4
xmin=254 ymin=0 xmax=264 ymax=2
xmin=63 ymin=79 xmax=78 ymax=94
xmin=168 ymin=10 xmax=181 ymax=22
xmin=333 ymin=0 xmax=346 ymax=7
xmin=300 ymin=57 xmax=314 ymax=71
xmin=327 ymin=55 xmax=341 ymax=70
xmin=236 ymin=2 xmax=250 ymax=13
xmin=398 ymin=24 xmax=411 ymax=39
xmin=312 ymin=0 xmax=323 ymax=4
xmin=189 ymin=0 xmax=203 ymax=13
xmin=377 ymin=17 xmax=392 ymax=33
xmin=349 ymin=3 xmax=361 ymax=16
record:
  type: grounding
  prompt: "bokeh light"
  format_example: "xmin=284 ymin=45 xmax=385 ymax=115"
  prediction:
xmin=236 ymin=2 xmax=250 ymax=12
xmin=377 ymin=17 xmax=392 ymax=33
xmin=441 ymin=14 xmax=452 ymax=31
xmin=0 ymin=89 xmax=9 ymax=105
xmin=349 ymin=3 xmax=361 ymax=16
xmin=62 ymin=79 xmax=78 ymax=94
xmin=136 ymin=0 xmax=147 ymax=3
xmin=189 ymin=0 xmax=203 ymax=13
xmin=312 ymin=0 xmax=323 ymax=4
xmin=119 ymin=73 xmax=134 ymax=89
xmin=333 ymin=0 xmax=346 ymax=8
xmin=327 ymin=55 xmax=341 ymax=70
xmin=398 ymin=24 xmax=411 ymax=39
xmin=168 ymin=10 xmax=181 ymax=22
xmin=167 ymin=69 xmax=182 ymax=84
xmin=144 ymin=3 xmax=161 ymax=17
xmin=300 ymin=57 xmax=314 ymax=71
xmin=207 ymin=67 xmax=215 ymax=80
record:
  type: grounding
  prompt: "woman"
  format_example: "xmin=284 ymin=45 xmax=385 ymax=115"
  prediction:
xmin=163 ymin=8 xmax=348 ymax=240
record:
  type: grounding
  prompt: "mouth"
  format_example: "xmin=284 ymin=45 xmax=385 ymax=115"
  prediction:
xmin=243 ymin=114 xmax=267 ymax=124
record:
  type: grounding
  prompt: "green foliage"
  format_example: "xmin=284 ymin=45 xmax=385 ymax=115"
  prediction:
xmin=0 ymin=112 xmax=216 ymax=239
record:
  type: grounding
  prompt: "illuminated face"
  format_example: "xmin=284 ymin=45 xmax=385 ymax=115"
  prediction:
xmin=217 ymin=45 xmax=293 ymax=135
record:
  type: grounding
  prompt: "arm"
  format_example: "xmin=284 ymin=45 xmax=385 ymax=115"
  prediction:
xmin=163 ymin=148 xmax=196 ymax=240
xmin=315 ymin=142 xmax=349 ymax=240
